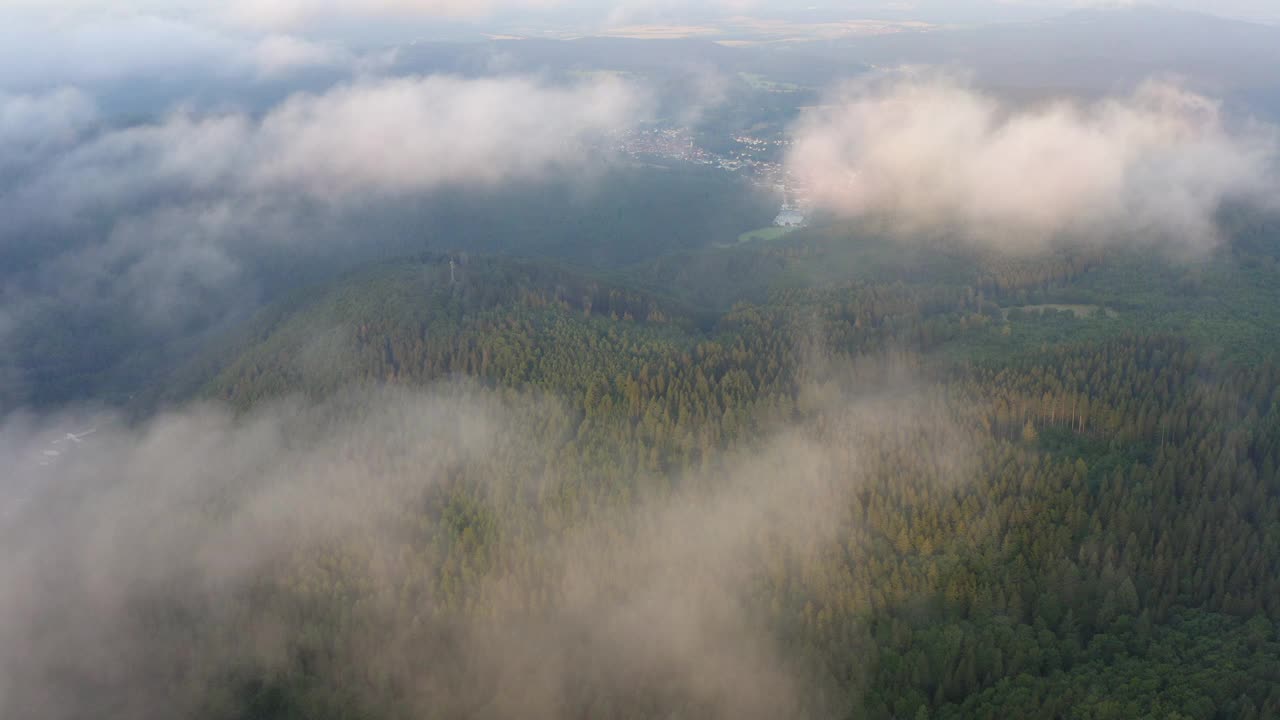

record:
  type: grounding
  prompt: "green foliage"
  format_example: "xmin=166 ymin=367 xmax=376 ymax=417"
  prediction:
xmin=949 ymin=611 xmax=1280 ymax=719
xmin=182 ymin=231 xmax=1280 ymax=719
xmin=18 ymin=199 xmax=1279 ymax=717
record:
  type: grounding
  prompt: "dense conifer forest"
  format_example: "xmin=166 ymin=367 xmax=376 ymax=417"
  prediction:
xmin=6 ymin=11 xmax=1280 ymax=718
xmin=140 ymin=221 xmax=1280 ymax=719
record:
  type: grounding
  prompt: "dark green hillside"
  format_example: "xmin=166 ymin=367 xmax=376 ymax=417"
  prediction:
xmin=159 ymin=219 xmax=1280 ymax=719
xmin=348 ymin=162 xmax=779 ymax=269
xmin=0 ymin=163 xmax=776 ymax=413
xmin=624 ymin=212 xmax=1280 ymax=365
xmin=207 ymin=255 xmax=709 ymax=411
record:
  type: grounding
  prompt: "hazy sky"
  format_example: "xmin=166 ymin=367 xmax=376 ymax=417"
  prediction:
xmin=0 ymin=0 xmax=1274 ymax=94
xmin=3 ymin=0 xmax=1278 ymax=33
xmin=0 ymin=0 xmax=1274 ymax=92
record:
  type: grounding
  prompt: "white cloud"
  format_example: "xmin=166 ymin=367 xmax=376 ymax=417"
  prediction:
xmin=0 ymin=73 xmax=649 ymax=326
xmin=250 ymin=34 xmax=354 ymax=77
xmin=0 ymin=15 xmax=243 ymax=89
xmin=19 ymin=73 xmax=646 ymax=205
xmin=0 ymin=88 xmax=97 ymax=161
xmin=787 ymin=74 xmax=1278 ymax=252
xmin=251 ymin=74 xmax=646 ymax=195
xmin=0 ymin=14 xmax=373 ymax=90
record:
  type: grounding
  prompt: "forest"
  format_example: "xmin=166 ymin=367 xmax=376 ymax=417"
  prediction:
xmin=5 ymin=8 xmax=1280 ymax=718
xmin=49 ymin=216 xmax=1265 ymax=720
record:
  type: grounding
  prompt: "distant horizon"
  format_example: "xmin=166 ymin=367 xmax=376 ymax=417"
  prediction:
xmin=5 ymin=1 xmax=1279 ymax=46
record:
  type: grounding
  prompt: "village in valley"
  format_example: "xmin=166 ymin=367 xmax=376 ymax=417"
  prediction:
xmin=612 ymin=126 xmax=811 ymax=230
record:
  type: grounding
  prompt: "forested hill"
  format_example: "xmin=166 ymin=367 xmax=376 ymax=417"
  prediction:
xmin=205 ymin=213 xmax=1280 ymax=414
xmin=154 ymin=231 xmax=1280 ymax=718
xmin=0 ymin=162 xmax=776 ymax=412
xmin=201 ymin=254 xmax=709 ymax=411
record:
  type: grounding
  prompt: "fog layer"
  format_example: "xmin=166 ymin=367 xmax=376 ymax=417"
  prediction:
xmin=0 ymin=378 xmax=969 ymax=719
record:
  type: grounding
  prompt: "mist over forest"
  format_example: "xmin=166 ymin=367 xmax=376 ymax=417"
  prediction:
xmin=3 ymin=2 xmax=1280 ymax=719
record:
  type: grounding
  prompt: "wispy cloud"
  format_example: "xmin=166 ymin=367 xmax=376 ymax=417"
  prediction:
xmin=0 ymin=375 xmax=967 ymax=719
xmin=0 ymin=72 xmax=648 ymax=343
xmin=10 ymin=73 xmax=645 ymax=210
xmin=0 ymin=88 xmax=97 ymax=178
xmin=249 ymin=34 xmax=354 ymax=77
xmin=0 ymin=14 xmax=378 ymax=90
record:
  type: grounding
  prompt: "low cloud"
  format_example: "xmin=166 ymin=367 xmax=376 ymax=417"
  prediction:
xmin=0 ymin=378 xmax=971 ymax=719
xmin=0 ymin=73 xmax=647 ymax=331
xmin=0 ymin=88 xmax=98 ymax=180
xmin=787 ymin=73 xmax=1279 ymax=252
xmin=0 ymin=15 xmax=245 ymax=90
xmin=0 ymin=88 xmax=97 ymax=152
xmin=249 ymin=34 xmax=355 ymax=77
xmin=0 ymin=14 xmax=383 ymax=91
xmin=251 ymin=74 xmax=646 ymax=195
xmin=13 ymin=73 xmax=645 ymax=210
